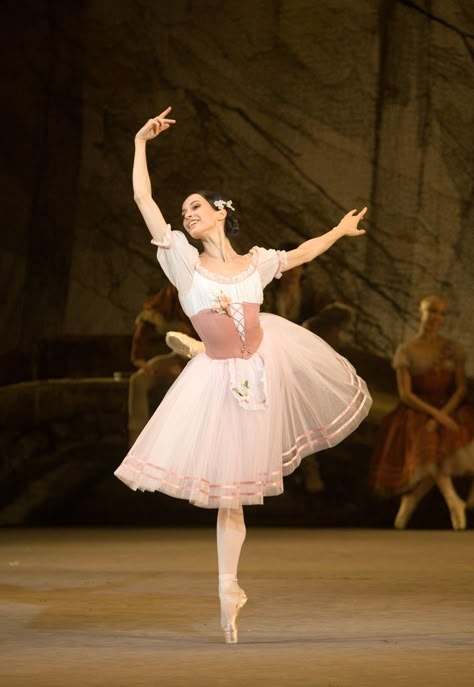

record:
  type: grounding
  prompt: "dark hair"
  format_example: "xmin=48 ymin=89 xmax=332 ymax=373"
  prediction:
xmin=195 ymin=190 xmax=240 ymax=236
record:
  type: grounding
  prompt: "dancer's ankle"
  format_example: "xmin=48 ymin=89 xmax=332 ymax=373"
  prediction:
xmin=219 ymin=573 xmax=239 ymax=590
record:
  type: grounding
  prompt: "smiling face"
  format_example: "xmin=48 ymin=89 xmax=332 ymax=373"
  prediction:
xmin=181 ymin=193 xmax=225 ymax=239
xmin=419 ymin=295 xmax=448 ymax=333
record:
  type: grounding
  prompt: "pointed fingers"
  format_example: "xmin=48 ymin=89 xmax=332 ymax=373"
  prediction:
xmin=158 ymin=106 xmax=172 ymax=118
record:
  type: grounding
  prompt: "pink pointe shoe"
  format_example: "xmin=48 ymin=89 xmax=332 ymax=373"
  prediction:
xmin=219 ymin=587 xmax=248 ymax=644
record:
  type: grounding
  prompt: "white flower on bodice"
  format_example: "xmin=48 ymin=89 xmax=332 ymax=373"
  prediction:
xmin=232 ymin=379 xmax=250 ymax=397
xmin=211 ymin=291 xmax=233 ymax=316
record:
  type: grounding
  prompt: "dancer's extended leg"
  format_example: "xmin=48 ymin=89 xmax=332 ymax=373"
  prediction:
xmin=216 ymin=507 xmax=248 ymax=644
xmin=166 ymin=331 xmax=205 ymax=359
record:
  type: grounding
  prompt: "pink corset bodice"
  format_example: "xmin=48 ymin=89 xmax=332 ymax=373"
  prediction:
xmin=190 ymin=303 xmax=263 ymax=359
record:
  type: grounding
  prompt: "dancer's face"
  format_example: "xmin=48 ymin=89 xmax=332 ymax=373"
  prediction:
xmin=181 ymin=194 xmax=224 ymax=239
xmin=419 ymin=296 xmax=447 ymax=333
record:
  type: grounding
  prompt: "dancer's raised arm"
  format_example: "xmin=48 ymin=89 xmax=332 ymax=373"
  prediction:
xmin=133 ymin=107 xmax=176 ymax=243
xmin=283 ymin=207 xmax=367 ymax=272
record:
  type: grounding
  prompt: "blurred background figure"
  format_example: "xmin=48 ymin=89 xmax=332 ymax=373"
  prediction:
xmin=370 ymin=295 xmax=474 ymax=530
xmin=302 ymin=302 xmax=355 ymax=352
xmin=128 ymin=285 xmax=191 ymax=445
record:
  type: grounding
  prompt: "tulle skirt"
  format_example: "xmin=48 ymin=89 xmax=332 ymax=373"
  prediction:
xmin=114 ymin=314 xmax=372 ymax=508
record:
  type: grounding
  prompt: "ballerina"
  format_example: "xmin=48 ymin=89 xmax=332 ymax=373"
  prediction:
xmin=114 ymin=107 xmax=372 ymax=643
xmin=371 ymin=294 xmax=474 ymax=530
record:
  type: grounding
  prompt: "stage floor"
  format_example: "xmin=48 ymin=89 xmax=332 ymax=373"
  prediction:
xmin=1 ymin=528 xmax=473 ymax=686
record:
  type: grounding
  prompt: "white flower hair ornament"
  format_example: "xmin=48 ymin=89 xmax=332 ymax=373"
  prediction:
xmin=213 ymin=199 xmax=235 ymax=212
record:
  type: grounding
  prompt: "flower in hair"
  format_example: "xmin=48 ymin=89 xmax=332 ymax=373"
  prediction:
xmin=213 ymin=199 xmax=235 ymax=212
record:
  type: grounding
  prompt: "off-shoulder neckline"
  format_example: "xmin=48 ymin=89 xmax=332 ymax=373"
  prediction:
xmin=195 ymin=247 xmax=259 ymax=283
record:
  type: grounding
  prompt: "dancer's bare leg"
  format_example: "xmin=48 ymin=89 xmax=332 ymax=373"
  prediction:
xmin=394 ymin=476 xmax=434 ymax=529
xmin=434 ymin=472 xmax=466 ymax=530
xmin=216 ymin=507 xmax=247 ymax=644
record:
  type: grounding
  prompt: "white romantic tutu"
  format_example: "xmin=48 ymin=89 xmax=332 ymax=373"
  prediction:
xmin=115 ymin=314 xmax=372 ymax=508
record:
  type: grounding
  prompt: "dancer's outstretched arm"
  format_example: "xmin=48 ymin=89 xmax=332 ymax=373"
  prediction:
xmin=283 ymin=208 xmax=367 ymax=271
xmin=133 ymin=107 xmax=176 ymax=243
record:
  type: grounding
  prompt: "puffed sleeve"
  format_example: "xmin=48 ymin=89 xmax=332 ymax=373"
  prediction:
xmin=392 ymin=342 xmax=410 ymax=369
xmin=151 ymin=227 xmax=199 ymax=295
xmin=253 ymin=247 xmax=288 ymax=289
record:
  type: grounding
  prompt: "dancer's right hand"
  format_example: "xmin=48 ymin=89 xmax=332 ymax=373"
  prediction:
xmin=336 ymin=208 xmax=367 ymax=237
xmin=434 ymin=411 xmax=459 ymax=432
xmin=135 ymin=107 xmax=176 ymax=141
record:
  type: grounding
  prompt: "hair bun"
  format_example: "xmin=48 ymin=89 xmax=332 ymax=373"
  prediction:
xmin=195 ymin=190 xmax=240 ymax=237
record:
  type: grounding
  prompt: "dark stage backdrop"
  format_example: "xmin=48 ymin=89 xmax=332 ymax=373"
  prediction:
xmin=2 ymin=0 xmax=474 ymax=370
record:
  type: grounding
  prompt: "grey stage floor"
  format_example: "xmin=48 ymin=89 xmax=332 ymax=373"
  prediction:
xmin=0 ymin=528 xmax=473 ymax=686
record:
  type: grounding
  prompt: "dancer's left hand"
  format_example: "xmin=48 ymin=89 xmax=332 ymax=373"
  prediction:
xmin=337 ymin=208 xmax=367 ymax=236
xmin=135 ymin=107 xmax=176 ymax=141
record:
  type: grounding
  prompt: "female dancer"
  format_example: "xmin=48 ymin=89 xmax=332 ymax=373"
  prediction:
xmin=115 ymin=107 xmax=372 ymax=643
xmin=371 ymin=294 xmax=474 ymax=530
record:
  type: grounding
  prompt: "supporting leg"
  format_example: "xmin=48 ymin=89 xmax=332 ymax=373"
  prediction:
xmin=216 ymin=507 xmax=248 ymax=644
